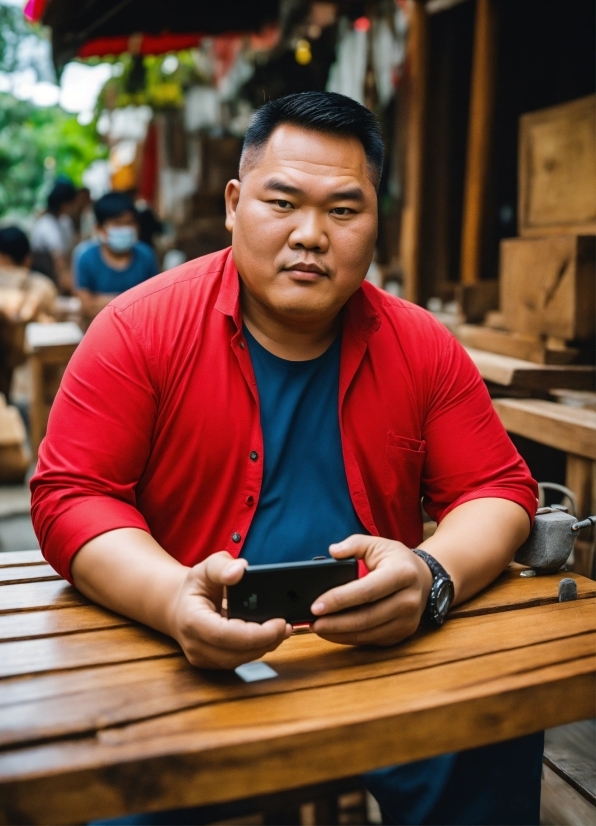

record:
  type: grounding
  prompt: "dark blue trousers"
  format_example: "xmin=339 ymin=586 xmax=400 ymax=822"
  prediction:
xmin=94 ymin=731 xmax=544 ymax=826
xmin=363 ymin=731 xmax=544 ymax=825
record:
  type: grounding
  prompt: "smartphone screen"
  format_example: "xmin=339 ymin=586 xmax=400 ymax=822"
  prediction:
xmin=225 ymin=557 xmax=358 ymax=624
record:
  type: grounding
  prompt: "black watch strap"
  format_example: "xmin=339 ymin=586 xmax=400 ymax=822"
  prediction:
xmin=412 ymin=549 xmax=450 ymax=581
xmin=412 ymin=548 xmax=454 ymax=626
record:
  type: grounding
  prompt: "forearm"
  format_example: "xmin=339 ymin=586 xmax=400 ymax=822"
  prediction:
xmin=71 ymin=528 xmax=188 ymax=637
xmin=419 ymin=498 xmax=531 ymax=605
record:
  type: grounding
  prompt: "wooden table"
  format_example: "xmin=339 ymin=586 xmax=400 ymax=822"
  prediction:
xmin=1 ymin=551 xmax=595 ymax=825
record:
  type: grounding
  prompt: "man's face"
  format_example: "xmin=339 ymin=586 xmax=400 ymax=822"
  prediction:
xmin=225 ymin=125 xmax=378 ymax=325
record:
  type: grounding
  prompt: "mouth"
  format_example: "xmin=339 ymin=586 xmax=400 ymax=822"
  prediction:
xmin=282 ymin=262 xmax=329 ymax=278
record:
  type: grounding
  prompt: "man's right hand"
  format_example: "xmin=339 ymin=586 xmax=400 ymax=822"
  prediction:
xmin=169 ymin=551 xmax=292 ymax=669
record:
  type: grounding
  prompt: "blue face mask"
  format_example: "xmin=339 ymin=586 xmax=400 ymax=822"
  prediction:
xmin=105 ymin=226 xmax=137 ymax=253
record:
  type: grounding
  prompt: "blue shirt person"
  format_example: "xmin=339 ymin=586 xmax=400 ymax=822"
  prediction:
xmin=76 ymin=192 xmax=158 ymax=321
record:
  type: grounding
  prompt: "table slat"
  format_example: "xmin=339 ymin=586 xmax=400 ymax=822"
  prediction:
xmin=0 ymin=605 xmax=130 ymax=643
xmin=0 ymin=550 xmax=44 ymax=567
xmin=0 ymin=626 xmax=179 ymax=680
xmin=0 ymin=600 xmax=592 ymax=748
xmin=0 ymin=564 xmax=60 ymax=585
xmin=0 ymin=580 xmax=87 ymax=613
xmin=0 ymin=635 xmax=593 ymax=825
xmin=450 ymin=568 xmax=596 ymax=617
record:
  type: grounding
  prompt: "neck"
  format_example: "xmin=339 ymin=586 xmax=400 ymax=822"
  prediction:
xmin=241 ymin=285 xmax=341 ymax=361
xmin=101 ymin=244 xmax=133 ymax=270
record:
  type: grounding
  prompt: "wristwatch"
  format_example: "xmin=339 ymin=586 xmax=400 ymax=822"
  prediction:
xmin=412 ymin=549 xmax=454 ymax=626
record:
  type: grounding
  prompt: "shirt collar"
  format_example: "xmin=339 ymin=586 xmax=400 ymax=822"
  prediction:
xmin=215 ymin=247 xmax=381 ymax=340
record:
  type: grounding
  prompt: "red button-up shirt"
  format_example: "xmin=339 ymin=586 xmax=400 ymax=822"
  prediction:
xmin=31 ymin=247 xmax=537 ymax=582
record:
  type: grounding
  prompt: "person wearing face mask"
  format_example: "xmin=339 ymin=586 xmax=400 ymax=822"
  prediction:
xmin=76 ymin=192 xmax=159 ymax=321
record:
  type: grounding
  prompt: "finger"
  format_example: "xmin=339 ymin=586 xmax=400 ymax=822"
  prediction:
xmin=186 ymin=639 xmax=286 ymax=670
xmin=186 ymin=605 xmax=289 ymax=651
xmin=312 ymin=590 xmax=418 ymax=636
xmin=315 ymin=615 xmax=418 ymax=647
xmin=311 ymin=561 xmax=417 ymax=616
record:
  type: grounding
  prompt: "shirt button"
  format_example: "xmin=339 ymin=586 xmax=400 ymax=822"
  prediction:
xmin=246 ymin=495 xmax=254 ymax=506
xmin=249 ymin=451 xmax=259 ymax=461
xmin=232 ymin=532 xmax=242 ymax=543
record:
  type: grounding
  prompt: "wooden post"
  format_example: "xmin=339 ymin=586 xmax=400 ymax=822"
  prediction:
xmin=460 ymin=0 xmax=498 ymax=284
xmin=400 ymin=0 xmax=428 ymax=304
xmin=566 ymin=454 xmax=595 ymax=579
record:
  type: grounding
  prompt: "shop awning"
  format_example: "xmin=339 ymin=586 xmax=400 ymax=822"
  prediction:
xmin=26 ymin=0 xmax=280 ymax=70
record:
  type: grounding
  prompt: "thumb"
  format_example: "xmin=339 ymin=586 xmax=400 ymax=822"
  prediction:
xmin=329 ymin=534 xmax=388 ymax=567
xmin=199 ymin=551 xmax=247 ymax=589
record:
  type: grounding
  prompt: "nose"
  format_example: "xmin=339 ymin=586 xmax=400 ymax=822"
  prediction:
xmin=288 ymin=208 xmax=329 ymax=253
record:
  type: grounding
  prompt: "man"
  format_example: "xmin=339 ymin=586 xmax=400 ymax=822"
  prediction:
xmin=30 ymin=180 xmax=78 ymax=292
xmin=75 ymin=191 xmax=158 ymax=321
xmin=31 ymin=92 xmax=541 ymax=825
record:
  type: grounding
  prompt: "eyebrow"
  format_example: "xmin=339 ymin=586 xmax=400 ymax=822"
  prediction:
xmin=263 ymin=178 xmax=365 ymax=202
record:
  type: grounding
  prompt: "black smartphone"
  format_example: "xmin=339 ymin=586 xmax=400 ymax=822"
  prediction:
xmin=225 ymin=557 xmax=358 ymax=625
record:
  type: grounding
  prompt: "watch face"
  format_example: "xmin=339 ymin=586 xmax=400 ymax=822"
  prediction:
xmin=434 ymin=578 xmax=454 ymax=619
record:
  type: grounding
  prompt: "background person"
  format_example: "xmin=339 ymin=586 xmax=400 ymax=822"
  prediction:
xmin=0 ymin=225 xmax=57 ymax=397
xmin=32 ymin=92 xmax=541 ymax=826
xmin=75 ymin=191 xmax=159 ymax=321
xmin=30 ymin=180 xmax=78 ymax=293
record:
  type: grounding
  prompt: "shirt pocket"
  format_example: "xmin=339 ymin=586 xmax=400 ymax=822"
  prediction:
xmin=384 ymin=431 xmax=426 ymax=500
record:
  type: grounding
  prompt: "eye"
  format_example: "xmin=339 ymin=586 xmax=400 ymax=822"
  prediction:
xmin=273 ymin=199 xmax=294 ymax=209
xmin=330 ymin=207 xmax=354 ymax=216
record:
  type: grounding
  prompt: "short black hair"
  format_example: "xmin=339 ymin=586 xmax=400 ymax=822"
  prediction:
xmin=47 ymin=181 xmax=77 ymax=214
xmin=0 ymin=226 xmax=30 ymax=266
xmin=94 ymin=192 xmax=137 ymax=226
xmin=240 ymin=92 xmax=384 ymax=188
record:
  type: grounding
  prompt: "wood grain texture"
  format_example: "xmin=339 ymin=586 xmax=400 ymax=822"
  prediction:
xmin=465 ymin=347 xmax=596 ymax=390
xmin=0 ymin=550 xmax=44 ymax=567
xmin=0 ymin=600 xmax=592 ymax=748
xmin=0 ymin=639 xmax=593 ymax=824
xmin=0 ymin=625 xmax=180 ymax=679
xmin=400 ymin=0 xmax=428 ymax=304
xmin=0 ymin=579 xmax=87 ymax=613
xmin=0 ymin=604 xmax=130 ymax=642
xmin=519 ymin=95 xmax=596 ymax=237
xmin=0 ymin=564 xmax=60 ymax=585
xmin=500 ymin=235 xmax=595 ymax=340
xmin=460 ymin=0 xmax=497 ymax=284
xmin=456 ymin=324 xmax=579 ymax=365
xmin=493 ymin=399 xmax=596 ymax=459
xmin=449 ymin=567 xmax=595 ymax=617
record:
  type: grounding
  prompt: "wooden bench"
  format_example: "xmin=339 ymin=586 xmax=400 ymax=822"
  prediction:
xmin=493 ymin=398 xmax=596 ymax=578
xmin=465 ymin=347 xmax=595 ymax=392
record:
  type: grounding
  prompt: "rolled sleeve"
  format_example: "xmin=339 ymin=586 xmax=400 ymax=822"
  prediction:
xmin=421 ymin=336 xmax=538 ymax=525
xmin=30 ymin=305 xmax=157 ymax=583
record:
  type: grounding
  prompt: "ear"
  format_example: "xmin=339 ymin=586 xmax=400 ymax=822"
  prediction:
xmin=225 ymin=179 xmax=241 ymax=233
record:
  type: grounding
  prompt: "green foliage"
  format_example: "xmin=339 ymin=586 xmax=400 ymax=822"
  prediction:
xmin=0 ymin=3 xmax=31 ymax=74
xmin=0 ymin=94 xmax=108 ymax=218
xmin=96 ymin=51 xmax=209 ymax=111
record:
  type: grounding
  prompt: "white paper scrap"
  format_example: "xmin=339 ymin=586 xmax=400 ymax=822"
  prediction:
xmin=235 ymin=661 xmax=278 ymax=683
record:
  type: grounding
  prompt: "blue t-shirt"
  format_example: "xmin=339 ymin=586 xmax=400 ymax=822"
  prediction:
xmin=241 ymin=325 xmax=366 ymax=565
xmin=77 ymin=242 xmax=158 ymax=294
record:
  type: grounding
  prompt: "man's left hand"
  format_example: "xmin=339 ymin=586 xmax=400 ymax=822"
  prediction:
xmin=310 ymin=535 xmax=433 ymax=646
